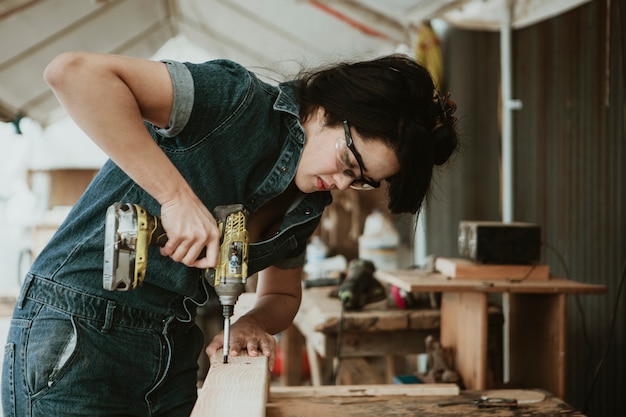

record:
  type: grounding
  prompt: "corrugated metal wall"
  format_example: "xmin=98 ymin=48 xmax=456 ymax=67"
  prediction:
xmin=427 ymin=1 xmax=625 ymax=416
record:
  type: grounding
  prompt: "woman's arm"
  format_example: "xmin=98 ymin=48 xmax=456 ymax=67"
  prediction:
xmin=206 ymin=265 xmax=303 ymax=370
xmin=44 ymin=52 xmax=220 ymax=267
xmin=242 ymin=265 xmax=303 ymax=334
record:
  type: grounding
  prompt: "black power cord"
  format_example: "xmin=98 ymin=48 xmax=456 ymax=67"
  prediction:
xmin=543 ymin=242 xmax=593 ymax=402
xmin=544 ymin=241 xmax=625 ymax=415
xmin=583 ymin=259 xmax=625 ymax=414
xmin=331 ymin=303 xmax=346 ymax=385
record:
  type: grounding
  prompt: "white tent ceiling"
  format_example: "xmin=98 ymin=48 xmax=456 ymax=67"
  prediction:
xmin=0 ymin=0 xmax=589 ymax=128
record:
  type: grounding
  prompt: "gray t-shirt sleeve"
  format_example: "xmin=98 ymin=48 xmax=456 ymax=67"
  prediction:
xmin=154 ymin=60 xmax=194 ymax=137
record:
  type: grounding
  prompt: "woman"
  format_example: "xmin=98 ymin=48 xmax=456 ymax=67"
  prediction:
xmin=2 ymin=52 xmax=458 ymax=416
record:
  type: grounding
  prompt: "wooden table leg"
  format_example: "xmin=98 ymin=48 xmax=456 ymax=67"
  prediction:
xmin=440 ymin=292 xmax=489 ymax=390
xmin=508 ymin=293 xmax=567 ymax=398
xmin=306 ymin=340 xmax=324 ymax=386
xmin=280 ymin=324 xmax=303 ymax=386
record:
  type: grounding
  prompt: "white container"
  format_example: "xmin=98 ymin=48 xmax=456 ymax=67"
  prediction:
xmin=304 ymin=236 xmax=328 ymax=279
xmin=358 ymin=210 xmax=400 ymax=270
xmin=306 ymin=236 xmax=328 ymax=263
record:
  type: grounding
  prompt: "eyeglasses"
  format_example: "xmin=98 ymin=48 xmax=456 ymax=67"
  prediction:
xmin=335 ymin=121 xmax=381 ymax=190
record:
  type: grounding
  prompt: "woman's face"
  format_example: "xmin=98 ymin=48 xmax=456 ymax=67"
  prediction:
xmin=295 ymin=109 xmax=400 ymax=193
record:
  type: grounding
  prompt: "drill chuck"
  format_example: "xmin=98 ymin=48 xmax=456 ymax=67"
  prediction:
xmin=216 ymin=277 xmax=246 ymax=303
xmin=222 ymin=304 xmax=234 ymax=364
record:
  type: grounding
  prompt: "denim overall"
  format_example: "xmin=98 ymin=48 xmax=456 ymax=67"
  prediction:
xmin=2 ymin=59 xmax=331 ymax=416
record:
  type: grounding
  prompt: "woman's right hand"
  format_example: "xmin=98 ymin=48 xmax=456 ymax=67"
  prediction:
xmin=158 ymin=195 xmax=221 ymax=269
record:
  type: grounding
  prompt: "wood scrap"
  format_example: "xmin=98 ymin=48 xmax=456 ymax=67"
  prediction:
xmin=190 ymin=350 xmax=269 ymax=417
xmin=270 ymin=383 xmax=460 ymax=398
xmin=435 ymin=257 xmax=549 ymax=280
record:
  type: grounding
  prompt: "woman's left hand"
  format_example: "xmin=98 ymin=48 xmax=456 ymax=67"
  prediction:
xmin=206 ymin=316 xmax=276 ymax=371
xmin=205 ymin=266 xmax=302 ymax=373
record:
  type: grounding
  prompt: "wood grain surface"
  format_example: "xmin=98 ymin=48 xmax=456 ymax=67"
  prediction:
xmin=191 ymin=350 xmax=269 ymax=417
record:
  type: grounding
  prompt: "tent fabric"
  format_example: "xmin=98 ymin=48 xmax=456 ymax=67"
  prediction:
xmin=0 ymin=0 xmax=590 ymax=128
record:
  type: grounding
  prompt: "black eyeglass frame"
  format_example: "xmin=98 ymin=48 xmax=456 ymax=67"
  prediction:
xmin=342 ymin=120 xmax=381 ymax=190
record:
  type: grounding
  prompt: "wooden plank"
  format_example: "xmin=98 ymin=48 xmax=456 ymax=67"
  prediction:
xmin=435 ymin=257 xmax=550 ymax=280
xmin=270 ymin=384 xmax=460 ymax=398
xmin=190 ymin=350 xmax=269 ymax=417
xmin=329 ymin=329 xmax=429 ymax=357
xmin=407 ymin=308 xmax=441 ymax=330
xmin=375 ymin=269 xmax=608 ymax=294
xmin=296 ymin=287 xmax=409 ymax=333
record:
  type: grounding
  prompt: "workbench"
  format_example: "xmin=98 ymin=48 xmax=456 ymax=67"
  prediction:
xmin=374 ymin=269 xmax=607 ymax=399
xmin=245 ymin=286 xmax=503 ymax=386
xmin=237 ymin=288 xmax=445 ymax=386
xmin=285 ymin=286 xmax=443 ymax=385
xmin=267 ymin=385 xmax=585 ymax=417
xmin=193 ymin=348 xmax=586 ymax=417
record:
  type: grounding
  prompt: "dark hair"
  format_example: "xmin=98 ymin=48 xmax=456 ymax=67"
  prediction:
xmin=294 ymin=54 xmax=458 ymax=215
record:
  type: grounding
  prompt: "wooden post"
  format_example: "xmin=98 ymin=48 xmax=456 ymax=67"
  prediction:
xmin=190 ymin=350 xmax=270 ymax=417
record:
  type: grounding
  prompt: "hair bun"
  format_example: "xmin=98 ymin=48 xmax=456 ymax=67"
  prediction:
xmin=432 ymin=123 xmax=458 ymax=165
xmin=431 ymin=92 xmax=458 ymax=165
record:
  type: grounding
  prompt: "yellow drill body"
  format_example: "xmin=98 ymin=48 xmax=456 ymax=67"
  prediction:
xmin=104 ymin=203 xmax=249 ymax=364
xmin=209 ymin=205 xmax=249 ymax=364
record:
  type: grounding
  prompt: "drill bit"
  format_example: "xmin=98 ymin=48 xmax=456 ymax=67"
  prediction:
xmin=223 ymin=317 xmax=230 ymax=363
xmin=222 ymin=305 xmax=234 ymax=364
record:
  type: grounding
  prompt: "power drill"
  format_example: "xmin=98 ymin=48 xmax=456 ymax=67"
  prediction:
xmin=337 ymin=259 xmax=387 ymax=310
xmin=103 ymin=202 xmax=249 ymax=363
